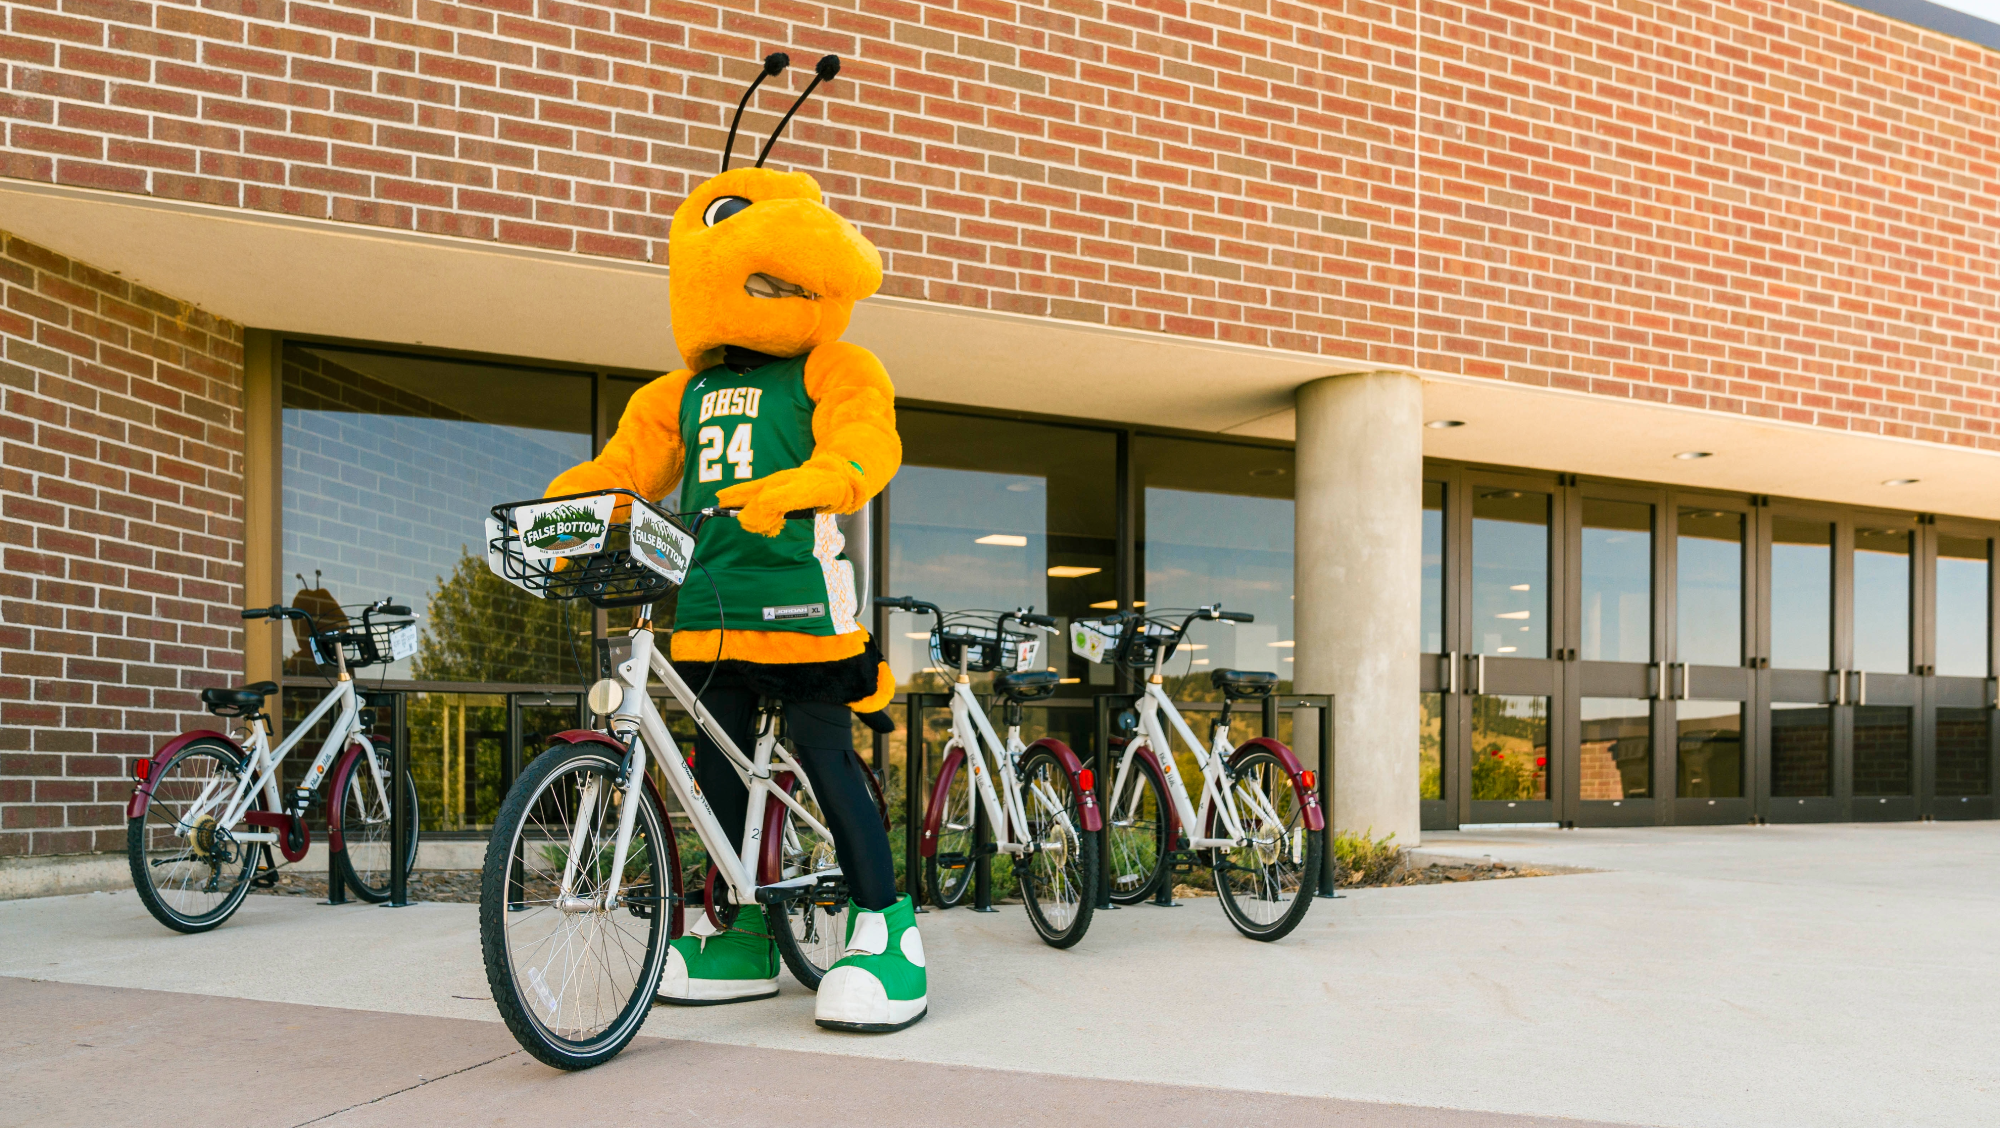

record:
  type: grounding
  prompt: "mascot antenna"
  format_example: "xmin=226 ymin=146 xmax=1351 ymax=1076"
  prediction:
xmin=718 ymin=52 xmax=843 ymax=173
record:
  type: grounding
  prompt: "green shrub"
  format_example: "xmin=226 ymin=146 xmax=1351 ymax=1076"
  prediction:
xmin=1332 ymin=828 xmax=1403 ymax=885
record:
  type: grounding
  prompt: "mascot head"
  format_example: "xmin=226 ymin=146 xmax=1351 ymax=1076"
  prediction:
xmin=669 ymin=54 xmax=883 ymax=373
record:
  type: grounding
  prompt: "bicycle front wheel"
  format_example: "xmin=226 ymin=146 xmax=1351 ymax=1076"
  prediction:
xmin=332 ymin=747 xmax=419 ymax=902
xmin=768 ymin=778 xmax=848 ymax=990
xmin=1209 ymin=748 xmax=1321 ymax=942
xmin=1016 ymin=748 xmax=1097 ymax=948
xmin=126 ymin=738 xmax=264 ymax=933
xmin=480 ymin=742 xmax=673 ymax=1070
xmin=924 ymin=749 xmax=975 ymax=909
xmin=1104 ymin=753 xmax=1170 ymax=905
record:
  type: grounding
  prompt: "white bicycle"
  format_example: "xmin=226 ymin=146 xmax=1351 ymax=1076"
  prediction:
xmin=1077 ymin=606 xmax=1325 ymax=941
xmin=125 ymin=597 xmax=420 ymax=932
xmin=887 ymin=598 xmax=1100 ymax=946
xmin=478 ymin=489 xmax=874 ymax=1069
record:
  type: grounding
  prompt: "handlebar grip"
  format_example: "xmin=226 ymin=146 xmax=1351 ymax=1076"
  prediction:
xmin=381 ymin=604 xmax=411 ymax=617
xmin=1020 ymin=612 xmax=1057 ymax=627
xmin=877 ymin=596 xmax=912 ymax=611
xmin=241 ymin=607 xmax=271 ymax=620
xmin=1217 ymin=610 xmax=1255 ymax=623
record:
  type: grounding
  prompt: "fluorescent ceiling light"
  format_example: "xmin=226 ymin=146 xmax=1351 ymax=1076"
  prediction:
xmin=1496 ymin=611 xmax=1531 ymax=620
xmin=1270 ymin=640 xmax=1294 ymax=647
xmin=1181 ymin=644 xmax=1207 ymax=650
xmin=976 ymin=534 xmax=1028 ymax=546
xmin=1059 ymin=677 xmax=1080 ymax=684
xmin=1089 ymin=600 xmax=1144 ymax=609
xmin=1510 ymin=584 xmax=1530 ymax=591
xmin=1498 ymin=646 xmax=1517 ymax=653
xmin=1192 ymin=659 xmax=1209 ymax=665
xmin=1047 ymin=565 xmax=1101 ymax=578
xmin=904 ymin=632 xmax=929 ymax=639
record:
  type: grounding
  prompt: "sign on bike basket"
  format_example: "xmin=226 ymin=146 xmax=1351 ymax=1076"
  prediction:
xmin=931 ymin=621 xmax=1040 ymax=673
xmin=485 ymin=488 xmax=694 ymax=608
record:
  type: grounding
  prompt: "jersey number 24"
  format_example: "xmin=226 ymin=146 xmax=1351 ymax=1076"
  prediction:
xmin=697 ymin=424 xmax=754 ymax=483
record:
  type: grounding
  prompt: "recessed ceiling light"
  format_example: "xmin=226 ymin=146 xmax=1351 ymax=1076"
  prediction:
xmin=1674 ymin=451 xmax=1712 ymax=460
xmin=1882 ymin=478 xmax=1919 ymax=486
xmin=1426 ymin=420 xmax=1466 ymax=429
xmin=975 ymin=534 xmax=1028 ymax=547
xmin=1046 ymin=565 xmax=1101 ymax=578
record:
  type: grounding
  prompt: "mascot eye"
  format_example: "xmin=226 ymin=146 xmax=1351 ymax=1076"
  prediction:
xmin=703 ymin=196 xmax=753 ymax=226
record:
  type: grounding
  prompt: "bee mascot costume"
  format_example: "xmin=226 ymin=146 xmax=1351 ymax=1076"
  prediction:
xmin=544 ymin=54 xmax=922 ymax=1033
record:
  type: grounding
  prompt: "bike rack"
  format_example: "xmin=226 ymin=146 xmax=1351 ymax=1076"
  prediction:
xmin=1091 ymin=692 xmax=1338 ymax=907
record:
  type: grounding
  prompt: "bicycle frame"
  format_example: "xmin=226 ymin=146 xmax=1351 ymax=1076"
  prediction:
xmin=1111 ymin=677 xmax=1289 ymax=852
xmin=942 ymin=680 xmax=1080 ymax=858
xmin=572 ymin=621 xmax=836 ymax=913
xmin=168 ymin=675 xmax=383 ymax=851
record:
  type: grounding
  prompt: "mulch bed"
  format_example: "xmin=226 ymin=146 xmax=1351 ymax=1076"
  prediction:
xmin=252 ymin=869 xmax=483 ymax=903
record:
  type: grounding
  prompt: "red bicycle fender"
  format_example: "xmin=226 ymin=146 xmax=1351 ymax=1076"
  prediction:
xmin=322 ymin=740 xmax=372 ymax=852
xmin=550 ymin=728 xmax=628 ymax=753
xmin=918 ymin=747 xmax=966 ymax=859
xmin=1233 ymin=737 xmax=1326 ymax=832
xmin=1024 ymin=739 xmax=1103 ymax=833
xmin=244 ymin=810 xmax=311 ymax=863
xmin=756 ymin=770 xmax=800 ymax=884
xmin=126 ymin=730 xmax=241 ymax=820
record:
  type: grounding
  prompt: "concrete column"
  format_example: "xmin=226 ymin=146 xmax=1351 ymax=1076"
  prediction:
xmin=1294 ymin=371 xmax=1423 ymax=844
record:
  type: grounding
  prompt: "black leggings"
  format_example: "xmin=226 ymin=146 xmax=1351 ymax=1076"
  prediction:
xmin=689 ymin=687 xmax=898 ymax=912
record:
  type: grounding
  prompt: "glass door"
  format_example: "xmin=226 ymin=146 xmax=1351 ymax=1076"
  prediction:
xmin=1848 ymin=513 xmax=1921 ymax=821
xmin=1419 ymin=477 xmax=1452 ymax=829
xmin=1667 ymin=495 xmax=1756 ymax=824
xmin=1762 ymin=505 xmax=1840 ymax=822
xmin=1568 ymin=485 xmax=1663 ymax=827
xmin=1458 ymin=472 xmax=1564 ymax=825
xmin=1926 ymin=525 xmax=1995 ymax=819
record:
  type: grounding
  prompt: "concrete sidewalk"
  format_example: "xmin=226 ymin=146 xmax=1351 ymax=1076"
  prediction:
xmin=3 ymin=822 xmax=1997 ymax=1128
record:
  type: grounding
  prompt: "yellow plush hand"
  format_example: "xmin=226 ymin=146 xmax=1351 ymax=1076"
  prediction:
xmin=715 ymin=464 xmax=853 ymax=537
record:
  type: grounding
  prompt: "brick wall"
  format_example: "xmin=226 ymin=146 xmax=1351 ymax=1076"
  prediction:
xmin=0 ymin=230 xmax=245 ymax=860
xmin=1 ymin=0 xmax=1994 ymax=447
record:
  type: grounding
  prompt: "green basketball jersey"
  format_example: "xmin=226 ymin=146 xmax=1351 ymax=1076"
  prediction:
xmin=674 ymin=356 xmax=858 ymax=636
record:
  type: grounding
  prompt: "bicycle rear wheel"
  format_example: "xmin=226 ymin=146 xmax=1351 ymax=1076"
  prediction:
xmin=332 ymin=747 xmax=419 ymax=902
xmin=126 ymin=738 xmax=264 ymax=933
xmin=480 ymin=742 xmax=673 ymax=1070
xmin=1016 ymin=748 xmax=1097 ymax=948
xmin=923 ymin=748 xmax=974 ymax=909
xmin=1209 ymin=748 xmax=1320 ymax=942
xmin=1104 ymin=753 xmax=1170 ymax=905
xmin=768 ymin=778 xmax=849 ymax=990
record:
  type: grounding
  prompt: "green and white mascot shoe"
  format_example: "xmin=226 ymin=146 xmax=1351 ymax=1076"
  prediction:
xmin=656 ymin=903 xmax=780 ymax=1006
xmin=814 ymin=894 xmax=928 ymax=1032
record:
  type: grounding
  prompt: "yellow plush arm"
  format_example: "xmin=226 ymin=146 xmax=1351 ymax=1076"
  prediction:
xmin=715 ymin=341 xmax=899 ymax=536
xmin=545 ymin=371 xmax=692 ymax=507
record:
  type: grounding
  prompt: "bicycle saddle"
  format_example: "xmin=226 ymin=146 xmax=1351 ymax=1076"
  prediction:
xmin=994 ymin=670 xmax=1060 ymax=703
xmin=1209 ymin=669 xmax=1278 ymax=699
xmin=201 ymin=680 xmax=278 ymax=716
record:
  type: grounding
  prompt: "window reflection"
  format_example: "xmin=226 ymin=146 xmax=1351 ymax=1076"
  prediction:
xmin=1770 ymin=519 xmax=1832 ymax=671
xmin=1421 ymin=481 xmax=1443 ymax=653
xmin=1676 ymin=701 xmax=1743 ymax=798
xmin=1579 ymin=698 xmax=1650 ymax=799
xmin=1771 ymin=703 xmax=1831 ymax=797
xmin=1580 ymin=500 xmax=1651 ymax=662
xmin=1676 ymin=509 xmax=1742 ymax=668
xmin=1419 ymin=692 xmax=1442 ymax=801
xmin=1935 ymin=536 xmax=1990 ymax=678
xmin=1853 ymin=525 xmax=1912 ymax=675
xmin=1471 ymin=694 xmax=1547 ymax=800
xmin=281 ymin=345 xmax=595 ymax=682
xmin=885 ymin=411 xmax=1116 ymax=689
xmin=1472 ymin=490 xmax=1549 ymax=658
xmin=1138 ymin=438 xmax=1294 ymax=697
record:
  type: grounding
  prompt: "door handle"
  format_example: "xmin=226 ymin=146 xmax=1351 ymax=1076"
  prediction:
xmin=1474 ymin=653 xmax=1486 ymax=695
xmin=1856 ymin=670 xmax=1866 ymax=707
xmin=1831 ymin=669 xmax=1847 ymax=706
xmin=1443 ymin=651 xmax=1458 ymax=695
xmin=1655 ymin=661 xmax=1668 ymax=702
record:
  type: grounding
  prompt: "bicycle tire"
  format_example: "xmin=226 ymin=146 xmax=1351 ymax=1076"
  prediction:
xmin=480 ymin=742 xmax=674 ymax=1070
xmin=768 ymin=779 xmax=848 ymax=990
xmin=126 ymin=738 xmax=265 ymax=934
xmin=331 ymin=749 xmax=419 ymax=903
xmin=1208 ymin=747 xmax=1321 ymax=942
xmin=1104 ymin=752 xmax=1171 ymax=905
xmin=924 ymin=751 xmax=975 ymax=909
xmin=1016 ymin=747 xmax=1097 ymax=948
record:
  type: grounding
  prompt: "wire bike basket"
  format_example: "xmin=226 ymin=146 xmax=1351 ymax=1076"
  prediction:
xmin=929 ymin=619 xmax=1042 ymax=674
xmin=485 ymin=488 xmax=697 ymax=609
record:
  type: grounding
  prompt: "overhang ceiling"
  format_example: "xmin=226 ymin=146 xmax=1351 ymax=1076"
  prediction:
xmin=5 ymin=177 xmax=1996 ymax=519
